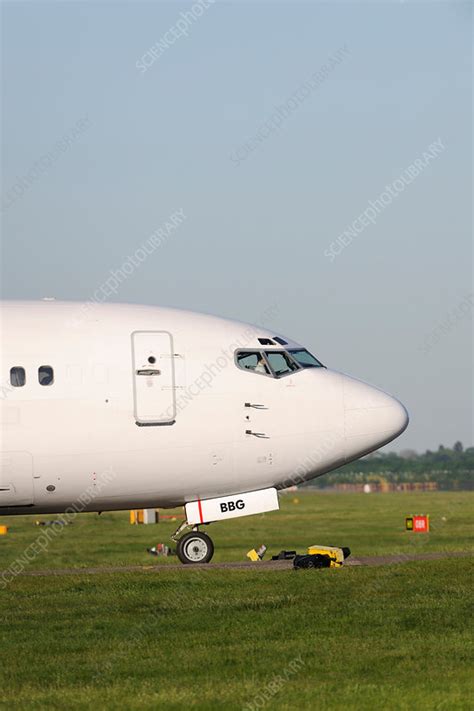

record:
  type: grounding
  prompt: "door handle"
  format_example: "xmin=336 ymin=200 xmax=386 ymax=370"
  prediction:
xmin=245 ymin=430 xmax=269 ymax=438
xmin=244 ymin=403 xmax=267 ymax=409
xmin=136 ymin=368 xmax=161 ymax=376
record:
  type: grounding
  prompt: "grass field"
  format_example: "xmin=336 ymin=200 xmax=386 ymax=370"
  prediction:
xmin=0 ymin=492 xmax=473 ymax=710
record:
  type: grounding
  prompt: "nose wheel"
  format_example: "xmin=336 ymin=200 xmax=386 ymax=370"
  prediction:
xmin=176 ymin=531 xmax=214 ymax=564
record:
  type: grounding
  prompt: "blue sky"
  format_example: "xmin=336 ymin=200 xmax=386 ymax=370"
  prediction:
xmin=1 ymin=0 xmax=472 ymax=452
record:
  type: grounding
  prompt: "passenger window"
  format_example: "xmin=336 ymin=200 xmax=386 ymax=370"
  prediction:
xmin=236 ymin=351 xmax=270 ymax=375
xmin=265 ymin=351 xmax=299 ymax=377
xmin=10 ymin=367 xmax=26 ymax=387
xmin=38 ymin=365 xmax=54 ymax=386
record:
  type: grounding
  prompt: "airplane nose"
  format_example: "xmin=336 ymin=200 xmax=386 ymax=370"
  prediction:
xmin=343 ymin=375 xmax=409 ymax=460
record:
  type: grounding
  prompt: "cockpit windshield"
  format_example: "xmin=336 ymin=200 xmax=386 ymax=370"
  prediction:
xmin=287 ymin=349 xmax=324 ymax=368
xmin=265 ymin=351 xmax=300 ymax=377
xmin=235 ymin=348 xmax=324 ymax=378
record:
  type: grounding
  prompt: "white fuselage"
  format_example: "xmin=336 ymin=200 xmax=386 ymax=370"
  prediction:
xmin=0 ymin=301 xmax=408 ymax=515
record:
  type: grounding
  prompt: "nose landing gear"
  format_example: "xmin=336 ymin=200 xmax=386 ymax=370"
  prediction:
xmin=176 ymin=530 xmax=214 ymax=564
xmin=171 ymin=520 xmax=214 ymax=564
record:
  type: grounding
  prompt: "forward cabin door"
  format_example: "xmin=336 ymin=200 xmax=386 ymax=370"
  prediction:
xmin=131 ymin=331 xmax=176 ymax=425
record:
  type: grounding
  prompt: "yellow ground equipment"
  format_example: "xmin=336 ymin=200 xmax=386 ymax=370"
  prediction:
xmin=0 ymin=525 xmax=8 ymax=536
xmin=307 ymin=544 xmax=350 ymax=567
xmin=130 ymin=510 xmax=144 ymax=524
xmin=130 ymin=509 xmax=159 ymax=524
xmin=246 ymin=544 xmax=267 ymax=561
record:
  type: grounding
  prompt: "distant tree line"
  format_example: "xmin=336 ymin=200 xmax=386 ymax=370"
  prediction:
xmin=310 ymin=442 xmax=474 ymax=490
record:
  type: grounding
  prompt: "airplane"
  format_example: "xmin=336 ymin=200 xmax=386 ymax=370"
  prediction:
xmin=0 ymin=300 xmax=408 ymax=564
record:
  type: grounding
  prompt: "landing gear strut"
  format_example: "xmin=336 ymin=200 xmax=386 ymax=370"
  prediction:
xmin=176 ymin=531 xmax=214 ymax=564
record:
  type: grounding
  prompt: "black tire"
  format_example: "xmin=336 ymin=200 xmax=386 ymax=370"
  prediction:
xmin=293 ymin=553 xmax=331 ymax=570
xmin=176 ymin=531 xmax=214 ymax=564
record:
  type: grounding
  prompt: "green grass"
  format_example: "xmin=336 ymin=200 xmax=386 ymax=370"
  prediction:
xmin=0 ymin=492 xmax=473 ymax=710
xmin=1 ymin=492 xmax=472 ymax=569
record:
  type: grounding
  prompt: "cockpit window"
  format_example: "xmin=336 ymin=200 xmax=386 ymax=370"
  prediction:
xmin=235 ymin=349 xmax=320 ymax=378
xmin=236 ymin=351 xmax=271 ymax=375
xmin=265 ymin=351 xmax=300 ymax=377
xmin=288 ymin=349 xmax=324 ymax=368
